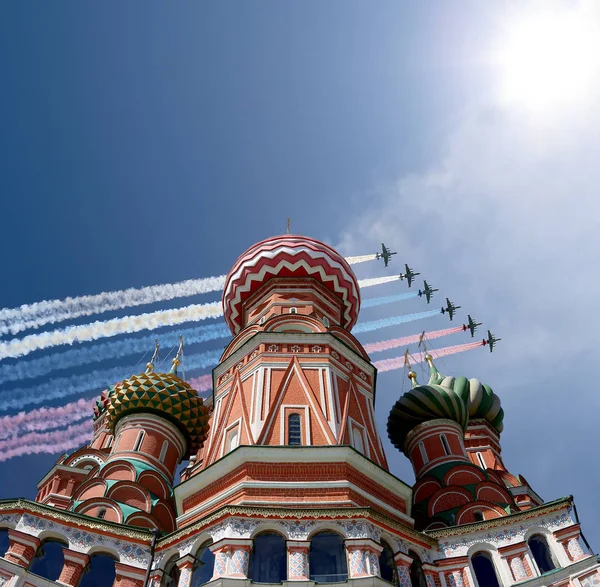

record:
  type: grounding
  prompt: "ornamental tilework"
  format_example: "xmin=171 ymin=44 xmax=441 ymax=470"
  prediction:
xmin=349 ymin=550 xmax=366 ymax=576
xmin=178 ymin=567 xmax=192 ymax=587
xmin=210 ymin=518 xmax=260 ymax=541
xmin=397 ymin=565 xmax=412 ymax=587
xmin=279 ymin=520 xmax=317 ymax=540
xmin=510 ymin=556 xmax=527 ymax=581
xmin=289 ymin=551 xmax=309 ymax=579
xmin=335 ymin=520 xmax=380 ymax=540
xmin=447 ymin=570 xmax=464 ymax=587
xmin=567 ymin=537 xmax=585 ymax=560
xmin=580 ymin=572 xmax=600 ymax=587
xmin=229 ymin=549 xmax=249 ymax=576
xmin=437 ymin=509 xmax=574 ymax=558
xmin=368 ymin=552 xmax=380 ymax=576
xmin=213 ymin=551 xmax=228 ymax=578
xmin=426 ymin=574 xmax=437 ymax=587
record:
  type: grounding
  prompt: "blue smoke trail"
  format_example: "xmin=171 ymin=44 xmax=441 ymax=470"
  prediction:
xmin=1 ymin=293 xmax=413 ymax=385
xmin=353 ymin=309 xmax=440 ymax=334
xmin=0 ymin=350 xmax=222 ymax=412
xmin=361 ymin=292 xmax=418 ymax=308
xmin=0 ymin=322 xmax=231 ymax=385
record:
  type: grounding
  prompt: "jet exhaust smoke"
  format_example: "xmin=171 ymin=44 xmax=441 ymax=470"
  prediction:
xmin=353 ymin=309 xmax=440 ymax=334
xmin=344 ymin=254 xmax=378 ymax=264
xmin=363 ymin=326 xmax=464 ymax=354
xmin=0 ymin=431 xmax=93 ymax=462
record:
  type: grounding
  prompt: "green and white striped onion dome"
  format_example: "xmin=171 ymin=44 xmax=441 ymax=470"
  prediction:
xmin=105 ymin=370 xmax=210 ymax=457
xmin=387 ymin=379 xmax=469 ymax=452
xmin=428 ymin=372 xmax=504 ymax=433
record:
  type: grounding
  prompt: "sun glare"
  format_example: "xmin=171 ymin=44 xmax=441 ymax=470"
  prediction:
xmin=498 ymin=7 xmax=600 ymax=112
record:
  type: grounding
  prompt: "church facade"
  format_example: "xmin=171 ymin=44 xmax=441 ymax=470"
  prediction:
xmin=0 ymin=235 xmax=597 ymax=587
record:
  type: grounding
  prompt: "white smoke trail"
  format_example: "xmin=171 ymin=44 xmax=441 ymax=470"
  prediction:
xmin=0 ymin=253 xmax=376 ymax=337
xmin=345 ymin=254 xmax=378 ymax=264
xmin=0 ymin=301 xmax=222 ymax=361
xmin=0 ymin=275 xmax=227 ymax=337
xmin=358 ymin=275 xmax=400 ymax=288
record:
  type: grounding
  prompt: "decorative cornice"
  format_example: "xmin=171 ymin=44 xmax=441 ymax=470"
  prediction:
xmin=425 ymin=497 xmax=572 ymax=538
xmin=0 ymin=499 xmax=153 ymax=542
xmin=157 ymin=504 xmax=437 ymax=550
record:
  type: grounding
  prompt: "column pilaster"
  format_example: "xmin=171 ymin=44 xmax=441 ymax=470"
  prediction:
xmin=4 ymin=529 xmax=40 ymax=568
xmin=395 ymin=551 xmax=413 ymax=587
xmin=57 ymin=549 xmax=89 ymax=587
xmin=346 ymin=539 xmax=382 ymax=578
xmin=148 ymin=569 xmax=164 ymax=587
xmin=287 ymin=541 xmax=310 ymax=581
xmin=176 ymin=554 xmax=196 ymax=587
xmin=209 ymin=539 xmax=252 ymax=579
xmin=114 ymin=561 xmax=146 ymax=587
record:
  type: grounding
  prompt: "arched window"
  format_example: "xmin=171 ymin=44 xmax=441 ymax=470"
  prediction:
xmin=159 ymin=440 xmax=169 ymax=463
xmin=409 ymin=551 xmax=427 ymax=587
xmin=29 ymin=539 xmax=66 ymax=582
xmin=418 ymin=442 xmax=428 ymax=464
xmin=162 ymin=556 xmax=181 ymax=587
xmin=471 ymin=552 xmax=500 ymax=587
xmin=379 ymin=542 xmax=397 ymax=584
xmin=191 ymin=542 xmax=215 ymax=587
xmin=227 ymin=427 xmax=239 ymax=453
xmin=322 ymin=316 xmax=330 ymax=328
xmin=352 ymin=427 xmax=365 ymax=454
xmin=309 ymin=531 xmax=348 ymax=583
xmin=477 ymin=452 xmax=486 ymax=469
xmin=473 ymin=510 xmax=484 ymax=522
xmin=79 ymin=554 xmax=117 ymax=587
xmin=528 ymin=535 xmax=556 ymax=574
xmin=97 ymin=508 xmax=107 ymax=520
xmin=133 ymin=430 xmax=145 ymax=452
xmin=288 ymin=414 xmax=302 ymax=446
xmin=0 ymin=529 xmax=9 ymax=558
xmin=440 ymin=434 xmax=451 ymax=456
xmin=290 ymin=307 xmax=297 ymax=314
xmin=249 ymin=532 xmax=287 ymax=583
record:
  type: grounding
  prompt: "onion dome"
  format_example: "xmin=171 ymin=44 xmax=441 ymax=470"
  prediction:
xmin=222 ymin=234 xmax=360 ymax=335
xmin=93 ymin=389 xmax=112 ymax=420
xmin=387 ymin=379 xmax=469 ymax=453
xmin=105 ymin=342 xmax=210 ymax=457
xmin=428 ymin=368 xmax=504 ymax=433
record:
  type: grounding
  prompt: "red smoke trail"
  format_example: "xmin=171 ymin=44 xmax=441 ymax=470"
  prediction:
xmin=374 ymin=341 xmax=484 ymax=373
xmin=0 ymin=420 xmax=92 ymax=453
xmin=189 ymin=374 xmax=213 ymax=393
xmin=0 ymin=432 xmax=93 ymax=462
xmin=363 ymin=326 xmax=465 ymax=354
xmin=0 ymin=398 xmax=94 ymax=439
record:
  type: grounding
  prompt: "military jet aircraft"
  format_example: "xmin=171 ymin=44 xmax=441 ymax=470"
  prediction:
xmin=462 ymin=315 xmax=482 ymax=337
xmin=375 ymin=243 xmax=397 ymax=267
xmin=482 ymin=330 xmax=501 ymax=352
xmin=399 ymin=264 xmax=420 ymax=287
xmin=441 ymin=298 xmax=461 ymax=321
xmin=418 ymin=281 xmax=438 ymax=303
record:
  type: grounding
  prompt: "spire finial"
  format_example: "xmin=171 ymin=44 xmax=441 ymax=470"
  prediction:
xmin=146 ymin=339 xmax=159 ymax=373
xmin=425 ymin=352 xmax=440 ymax=383
xmin=404 ymin=349 xmax=418 ymax=387
xmin=287 ymin=217 xmax=291 ymax=234
xmin=170 ymin=334 xmax=184 ymax=374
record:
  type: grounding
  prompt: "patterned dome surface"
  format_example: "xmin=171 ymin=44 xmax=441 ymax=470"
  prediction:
xmin=105 ymin=371 xmax=210 ymax=456
xmin=387 ymin=381 xmax=469 ymax=452
xmin=222 ymin=235 xmax=361 ymax=335
xmin=429 ymin=373 xmax=504 ymax=433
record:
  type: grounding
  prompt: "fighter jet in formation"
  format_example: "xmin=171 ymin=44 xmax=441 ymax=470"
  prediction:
xmin=418 ymin=281 xmax=438 ymax=303
xmin=376 ymin=243 xmax=397 ymax=267
xmin=462 ymin=315 xmax=482 ymax=337
xmin=441 ymin=298 xmax=461 ymax=321
xmin=399 ymin=264 xmax=420 ymax=287
xmin=482 ymin=330 xmax=501 ymax=352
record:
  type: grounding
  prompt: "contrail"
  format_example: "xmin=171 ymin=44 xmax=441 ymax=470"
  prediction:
xmin=374 ymin=341 xmax=483 ymax=373
xmin=0 ymin=322 xmax=230 ymax=384
xmin=0 ymin=398 xmax=94 ymax=439
xmin=0 ymin=254 xmax=376 ymax=337
xmin=0 ymin=301 xmax=222 ymax=361
xmin=0 ymin=275 xmax=228 ymax=337
xmin=0 ymin=420 xmax=92 ymax=453
xmin=358 ymin=276 xmax=399 ymax=288
xmin=0 ymin=350 xmax=223 ymax=412
xmin=363 ymin=326 xmax=464 ymax=354
xmin=353 ymin=309 xmax=440 ymax=334
xmin=0 ymin=431 xmax=92 ymax=462
xmin=0 ymin=292 xmax=412 ymax=382
xmin=361 ymin=292 xmax=418 ymax=308
xmin=345 ymin=254 xmax=378 ymax=265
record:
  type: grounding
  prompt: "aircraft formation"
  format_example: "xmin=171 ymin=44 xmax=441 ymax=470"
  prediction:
xmin=376 ymin=243 xmax=501 ymax=352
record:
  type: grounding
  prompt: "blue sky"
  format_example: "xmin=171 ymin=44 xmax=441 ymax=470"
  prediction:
xmin=1 ymin=1 xmax=599 ymax=546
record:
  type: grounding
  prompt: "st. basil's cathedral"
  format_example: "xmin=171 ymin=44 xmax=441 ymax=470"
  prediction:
xmin=0 ymin=235 xmax=597 ymax=587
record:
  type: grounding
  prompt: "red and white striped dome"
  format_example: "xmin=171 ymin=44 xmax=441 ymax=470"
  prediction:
xmin=222 ymin=235 xmax=361 ymax=335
